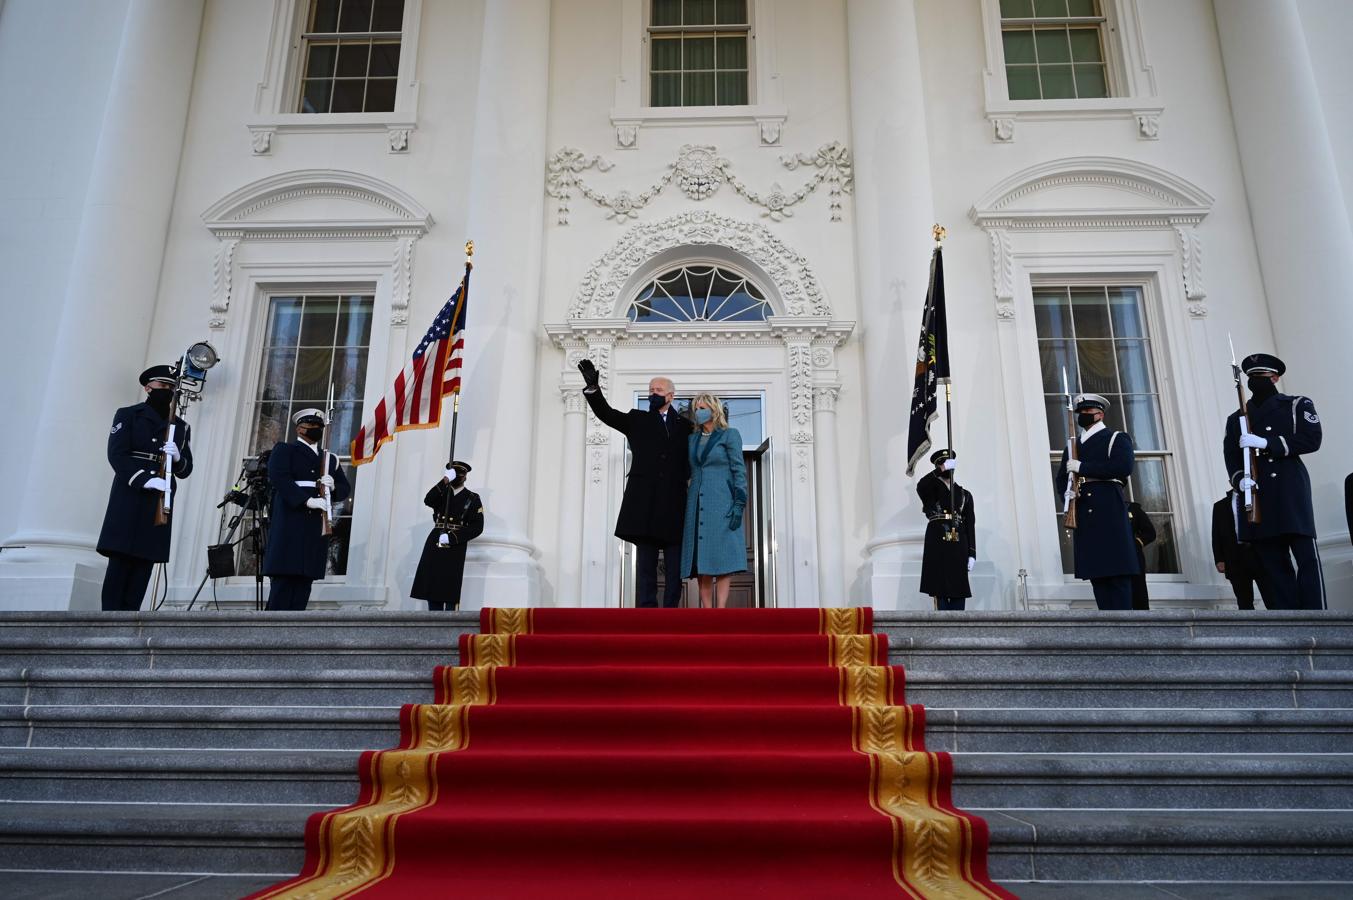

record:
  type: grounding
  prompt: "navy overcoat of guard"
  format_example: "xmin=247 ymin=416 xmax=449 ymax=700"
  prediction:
xmin=410 ymin=481 xmax=485 ymax=606
xmin=917 ymin=471 xmax=976 ymax=599
xmin=1055 ymin=427 xmax=1140 ymax=580
xmin=1224 ymin=392 xmax=1321 ymax=540
xmin=97 ymin=403 xmax=193 ymax=562
xmin=262 ymin=440 xmax=351 ymax=579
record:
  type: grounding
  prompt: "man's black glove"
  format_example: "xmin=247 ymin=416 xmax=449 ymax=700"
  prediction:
xmin=577 ymin=358 xmax=600 ymax=389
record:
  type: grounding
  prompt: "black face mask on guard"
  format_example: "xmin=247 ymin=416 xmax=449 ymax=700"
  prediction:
xmin=147 ymin=388 xmax=173 ymax=416
xmin=1076 ymin=412 xmax=1098 ymax=429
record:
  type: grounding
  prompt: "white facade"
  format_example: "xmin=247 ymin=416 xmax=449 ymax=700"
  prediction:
xmin=1 ymin=0 xmax=1350 ymax=611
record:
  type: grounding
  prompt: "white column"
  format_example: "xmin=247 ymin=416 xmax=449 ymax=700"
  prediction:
xmin=846 ymin=0 xmax=936 ymax=608
xmin=0 ymin=0 xmax=205 ymax=609
xmin=555 ymin=386 xmax=587 ymax=607
xmin=457 ymin=0 xmax=551 ymax=607
xmin=1216 ymin=0 xmax=1353 ymax=548
xmin=812 ymin=386 xmax=846 ymax=605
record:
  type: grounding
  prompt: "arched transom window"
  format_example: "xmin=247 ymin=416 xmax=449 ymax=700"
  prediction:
xmin=628 ymin=264 xmax=771 ymax=323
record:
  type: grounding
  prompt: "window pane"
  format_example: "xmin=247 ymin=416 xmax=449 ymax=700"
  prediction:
xmin=1038 ymin=339 xmax=1077 ymax=396
xmin=1000 ymin=0 xmax=1034 ymax=17
xmin=1068 ymin=27 xmax=1103 ymax=62
xmin=1146 ymin=514 xmax=1181 ymax=574
xmin=335 ymin=42 xmax=370 ymax=77
xmin=1033 ymin=0 xmax=1068 ymax=16
xmin=371 ymin=0 xmax=404 ymax=31
xmin=652 ymin=36 xmax=681 ymax=71
xmin=338 ymin=0 xmax=374 ymax=32
xmin=1131 ymin=457 xmax=1170 ymax=512
xmin=1108 ymin=287 xmax=1144 ymax=337
xmin=1073 ymin=64 xmax=1107 ymax=98
xmin=1035 ymin=28 xmax=1072 ymax=63
xmin=294 ymin=347 xmax=335 ymax=401
xmin=651 ymin=72 xmax=681 ymax=106
xmin=299 ymin=297 xmax=340 ymax=346
xmin=305 ymin=43 xmax=338 ymax=77
xmin=1002 ymin=29 xmax=1036 ymax=64
xmin=1122 ymin=395 xmax=1164 ymax=451
xmin=1099 ymin=395 xmax=1127 ymax=434
xmin=330 ymin=403 xmax=363 ymax=452
xmin=1066 ymin=0 xmax=1098 ymax=16
xmin=684 ymin=0 xmax=715 ymax=25
xmin=301 ymin=79 xmax=333 ymax=113
xmin=333 ymin=349 xmax=367 ymax=402
xmin=370 ymin=41 xmax=400 ymax=77
xmin=254 ymin=402 xmax=289 ymax=456
xmin=684 ymin=71 xmax=715 ymax=105
xmin=1039 ymin=64 xmax=1076 ymax=98
xmin=310 ymin=0 xmax=340 ymax=32
xmin=684 ymin=36 xmax=715 ymax=69
xmin=717 ymin=71 xmax=748 ymax=105
xmin=1046 ymin=397 xmax=1071 ymax=451
xmin=331 ymin=79 xmax=365 ymax=112
xmin=364 ymin=78 xmax=396 ymax=112
xmin=267 ymin=298 xmax=304 ymax=347
xmin=337 ymin=296 xmax=374 ymax=346
xmin=652 ymin=0 xmax=681 ymax=26
xmin=1033 ymin=290 xmax=1073 ymax=339
xmin=1006 ymin=66 xmax=1040 ymax=100
xmin=716 ymin=34 xmax=747 ymax=68
xmin=1115 ymin=340 xmax=1154 ymax=393
xmin=1070 ymin=289 xmax=1110 ymax=338
xmin=716 ymin=0 xmax=747 ymax=25
xmin=1078 ymin=341 xmax=1117 ymax=394
xmin=260 ymin=349 xmax=297 ymax=402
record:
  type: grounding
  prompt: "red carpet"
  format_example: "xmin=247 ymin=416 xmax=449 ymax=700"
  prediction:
xmin=251 ymin=608 xmax=1014 ymax=899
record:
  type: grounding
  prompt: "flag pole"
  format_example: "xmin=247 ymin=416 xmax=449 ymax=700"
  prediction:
xmin=932 ymin=224 xmax=959 ymax=542
xmin=446 ymin=240 xmax=474 ymax=468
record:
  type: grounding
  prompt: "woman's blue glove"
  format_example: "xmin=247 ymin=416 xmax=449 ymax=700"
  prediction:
xmin=728 ymin=502 xmax=745 ymax=531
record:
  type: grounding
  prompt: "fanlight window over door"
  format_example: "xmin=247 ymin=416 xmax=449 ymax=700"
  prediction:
xmin=628 ymin=265 xmax=771 ymax=323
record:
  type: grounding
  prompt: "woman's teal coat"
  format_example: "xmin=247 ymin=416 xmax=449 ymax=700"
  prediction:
xmin=679 ymin=426 xmax=748 ymax=577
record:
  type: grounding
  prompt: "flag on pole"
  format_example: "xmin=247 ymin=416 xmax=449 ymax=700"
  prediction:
xmin=905 ymin=244 xmax=949 ymax=476
xmin=350 ymin=266 xmax=471 ymax=466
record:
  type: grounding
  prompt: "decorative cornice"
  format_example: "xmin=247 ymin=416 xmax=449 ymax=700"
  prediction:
xmin=546 ymin=142 xmax=852 ymax=225
xmin=970 ymin=157 xmax=1213 ymax=221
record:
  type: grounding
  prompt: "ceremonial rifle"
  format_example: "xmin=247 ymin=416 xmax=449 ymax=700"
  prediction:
xmin=319 ymin=382 xmax=336 ymax=536
xmin=153 ymin=353 xmax=188 ymax=527
xmin=1061 ymin=366 xmax=1081 ymax=533
xmin=1229 ymin=335 xmax=1261 ymax=524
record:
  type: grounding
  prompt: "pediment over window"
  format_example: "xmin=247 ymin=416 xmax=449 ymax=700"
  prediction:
xmin=970 ymin=157 xmax=1213 ymax=229
xmin=203 ymin=169 xmax=433 ymax=238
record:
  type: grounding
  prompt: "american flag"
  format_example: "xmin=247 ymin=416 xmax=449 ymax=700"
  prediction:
xmin=350 ymin=267 xmax=470 ymax=466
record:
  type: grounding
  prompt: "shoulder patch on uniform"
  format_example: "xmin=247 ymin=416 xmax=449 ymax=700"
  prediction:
xmin=1305 ymin=410 xmax=1320 ymax=424
xmin=110 ymin=422 xmax=122 ymax=435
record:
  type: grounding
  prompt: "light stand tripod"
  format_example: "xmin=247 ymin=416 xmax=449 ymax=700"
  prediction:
xmin=186 ymin=459 xmax=271 ymax=611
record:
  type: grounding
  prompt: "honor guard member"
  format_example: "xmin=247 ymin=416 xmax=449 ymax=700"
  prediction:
xmin=262 ymin=409 xmax=351 ymax=611
xmin=916 ymin=450 xmax=976 ymax=611
xmin=1223 ymin=353 xmax=1325 ymax=609
xmin=1055 ymin=394 xmax=1140 ymax=610
xmin=1126 ymin=501 xmax=1156 ymax=611
xmin=410 ymin=461 xmax=484 ymax=611
xmin=96 ymin=365 xmax=194 ymax=610
xmin=577 ymin=361 xmax=693 ymax=608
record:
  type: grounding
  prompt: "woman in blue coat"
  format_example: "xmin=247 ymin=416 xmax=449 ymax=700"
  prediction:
xmin=679 ymin=393 xmax=748 ymax=608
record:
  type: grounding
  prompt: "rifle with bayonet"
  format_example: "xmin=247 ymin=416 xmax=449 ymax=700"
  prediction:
xmin=1229 ymin=335 xmax=1261 ymax=524
xmin=1061 ymin=366 xmax=1081 ymax=533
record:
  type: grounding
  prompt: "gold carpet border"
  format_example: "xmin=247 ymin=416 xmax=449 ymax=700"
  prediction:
xmin=821 ymin=607 xmax=867 ymax=636
xmin=831 ymin=634 xmax=880 ymax=667
xmin=440 ymin=664 xmax=498 ymax=706
xmin=487 ymin=607 xmax=532 ymax=635
xmin=464 ymin=633 xmax=517 ymax=667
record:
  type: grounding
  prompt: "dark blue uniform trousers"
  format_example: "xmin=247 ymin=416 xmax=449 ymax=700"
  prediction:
xmin=267 ymin=576 xmax=314 ymax=611
xmin=636 ymin=540 xmax=683 ymax=608
xmin=934 ymin=597 xmax=966 ymax=611
xmin=1090 ymin=575 xmax=1134 ymax=610
xmin=1253 ymin=535 xmax=1326 ymax=610
xmin=102 ymin=554 xmax=155 ymax=611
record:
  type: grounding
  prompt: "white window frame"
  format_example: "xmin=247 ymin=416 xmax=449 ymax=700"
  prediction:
xmin=248 ymin=0 xmax=424 ymax=155
xmin=645 ymin=1 xmax=753 ymax=108
xmin=979 ymin=0 xmax=1163 ymax=142
xmin=610 ymin=0 xmax=787 ymax=148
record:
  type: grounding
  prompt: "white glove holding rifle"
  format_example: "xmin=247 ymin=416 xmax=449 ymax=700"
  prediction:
xmin=143 ymin=477 xmax=169 ymax=492
xmin=1238 ymin=433 xmax=1268 ymax=450
xmin=161 ymin=440 xmax=180 ymax=463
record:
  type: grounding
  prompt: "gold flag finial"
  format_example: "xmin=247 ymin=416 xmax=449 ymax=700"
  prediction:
xmin=465 ymin=240 xmax=475 ymax=259
xmin=932 ymin=224 xmax=946 ymax=245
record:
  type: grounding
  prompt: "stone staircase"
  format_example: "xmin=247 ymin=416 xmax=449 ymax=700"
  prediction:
xmin=2 ymin=610 xmax=1352 ymax=899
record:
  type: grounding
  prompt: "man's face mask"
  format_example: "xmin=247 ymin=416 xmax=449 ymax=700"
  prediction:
xmin=1077 ymin=412 xmax=1098 ymax=429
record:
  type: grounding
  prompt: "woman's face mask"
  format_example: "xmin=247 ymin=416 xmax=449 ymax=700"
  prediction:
xmin=694 ymin=407 xmax=713 ymax=425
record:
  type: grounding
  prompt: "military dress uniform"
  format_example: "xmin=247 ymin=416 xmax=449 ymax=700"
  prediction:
xmin=916 ymin=450 xmax=976 ymax=611
xmin=410 ymin=461 xmax=485 ymax=611
xmin=1223 ymin=353 xmax=1324 ymax=609
xmin=1055 ymin=395 xmax=1140 ymax=610
xmin=262 ymin=411 xmax=351 ymax=611
xmin=580 ymin=368 xmax=692 ymax=608
xmin=96 ymin=366 xmax=194 ymax=611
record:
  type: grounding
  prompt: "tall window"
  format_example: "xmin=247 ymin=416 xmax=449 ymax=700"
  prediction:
xmin=298 ymin=0 xmax=405 ymax=113
xmin=629 ymin=265 xmax=769 ymax=323
xmin=243 ymin=294 xmax=374 ymax=577
xmin=1034 ymin=285 xmax=1179 ymax=575
xmin=1000 ymin=0 xmax=1109 ymax=100
xmin=649 ymin=0 xmax=750 ymax=107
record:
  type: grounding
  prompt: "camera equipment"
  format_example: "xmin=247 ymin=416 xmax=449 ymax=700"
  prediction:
xmin=186 ymin=454 xmax=272 ymax=611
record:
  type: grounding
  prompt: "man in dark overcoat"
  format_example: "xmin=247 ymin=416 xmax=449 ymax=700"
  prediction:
xmin=1055 ymin=393 xmax=1139 ymax=610
xmin=577 ymin=360 xmax=692 ymax=608
xmin=410 ymin=460 xmax=484 ymax=611
xmin=1223 ymin=353 xmax=1324 ymax=609
xmin=97 ymin=365 xmax=194 ymax=611
xmin=916 ymin=449 xmax=975 ymax=611
xmin=1126 ymin=501 xmax=1156 ymax=611
xmin=262 ymin=409 xmax=351 ymax=611
xmin=1212 ymin=490 xmax=1270 ymax=610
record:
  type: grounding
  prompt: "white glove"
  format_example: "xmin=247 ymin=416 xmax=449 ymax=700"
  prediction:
xmin=161 ymin=440 xmax=180 ymax=463
xmin=143 ymin=477 xmax=169 ymax=492
xmin=942 ymin=459 xmax=957 ymax=472
xmin=1063 ymin=488 xmax=1077 ymax=505
xmin=1238 ymin=433 xmax=1268 ymax=450
xmin=967 ymin=557 xmax=975 ymax=573
xmin=1239 ymin=476 xmax=1258 ymax=492
xmin=318 ymin=474 xmax=335 ymax=490
xmin=444 ymin=467 xmax=457 ymax=481
xmin=305 ymin=497 xmax=327 ymax=511
xmin=437 ymin=532 xmax=450 ymax=547
xmin=1066 ymin=459 xmax=1082 ymax=474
